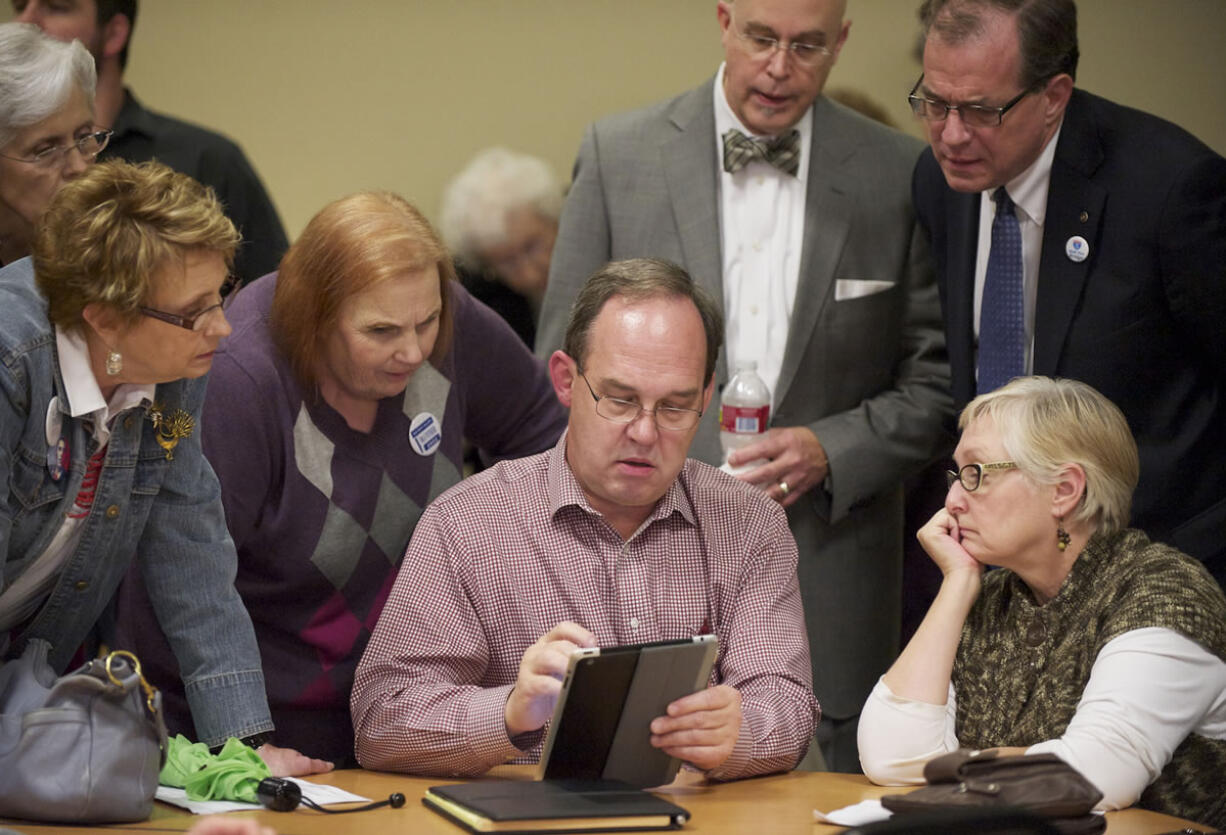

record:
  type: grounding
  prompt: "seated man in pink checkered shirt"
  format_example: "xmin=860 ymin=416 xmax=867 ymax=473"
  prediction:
xmin=351 ymin=258 xmax=818 ymax=780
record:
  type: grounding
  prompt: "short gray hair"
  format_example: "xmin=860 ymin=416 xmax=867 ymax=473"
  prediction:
xmin=960 ymin=376 xmax=1139 ymax=535
xmin=563 ymin=258 xmax=724 ymax=387
xmin=439 ymin=146 xmax=563 ymax=268
xmin=0 ymin=23 xmax=97 ymax=151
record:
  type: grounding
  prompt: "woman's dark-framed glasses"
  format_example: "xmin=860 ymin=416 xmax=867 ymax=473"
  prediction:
xmin=577 ymin=371 xmax=702 ymax=431
xmin=139 ymin=275 xmax=239 ymax=332
xmin=946 ymin=461 xmax=1018 ymax=492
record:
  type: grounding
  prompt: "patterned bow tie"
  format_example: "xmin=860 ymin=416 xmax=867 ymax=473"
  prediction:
xmin=721 ymin=128 xmax=801 ymax=177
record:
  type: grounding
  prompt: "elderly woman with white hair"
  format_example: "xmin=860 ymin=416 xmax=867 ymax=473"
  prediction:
xmin=859 ymin=376 xmax=1226 ymax=828
xmin=0 ymin=22 xmax=106 ymax=266
xmin=440 ymin=147 xmax=563 ymax=345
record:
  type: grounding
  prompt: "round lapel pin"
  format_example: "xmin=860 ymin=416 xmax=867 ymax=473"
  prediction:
xmin=1065 ymin=235 xmax=1089 ymax=263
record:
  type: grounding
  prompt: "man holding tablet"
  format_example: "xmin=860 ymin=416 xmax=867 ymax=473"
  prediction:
xmin=352 ymin=258 xmax=818 ymax=780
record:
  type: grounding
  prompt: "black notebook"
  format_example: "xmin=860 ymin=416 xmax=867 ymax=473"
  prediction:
xmin=423 ymin=779 xmax=690 ymax=833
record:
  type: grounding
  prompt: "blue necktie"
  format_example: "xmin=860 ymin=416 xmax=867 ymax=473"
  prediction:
xmin=977 ymin=187 xmax=1025 ymax=394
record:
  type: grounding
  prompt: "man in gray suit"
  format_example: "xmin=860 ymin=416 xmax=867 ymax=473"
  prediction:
xmin=536 ymin=0 xmax=952 ymax=771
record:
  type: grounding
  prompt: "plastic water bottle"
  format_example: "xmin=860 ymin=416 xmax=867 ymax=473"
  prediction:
xmin=719 ymin=360 xmax=770 ymax=475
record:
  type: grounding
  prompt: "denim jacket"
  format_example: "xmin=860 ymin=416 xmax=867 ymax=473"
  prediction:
xmin=0 ymin=258 xmax=272 ymax=746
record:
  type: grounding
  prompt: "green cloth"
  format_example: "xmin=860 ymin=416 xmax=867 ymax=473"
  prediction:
xmin=160 ymin=734 xmax=271 ymax=803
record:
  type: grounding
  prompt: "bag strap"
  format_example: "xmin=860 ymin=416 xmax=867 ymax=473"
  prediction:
xmin=104 ymin=650 xmax=157 ymax=714
xmin=101 ymin=649 xmax=170 ymax=764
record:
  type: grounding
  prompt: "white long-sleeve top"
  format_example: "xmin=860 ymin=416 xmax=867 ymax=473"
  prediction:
xmin=859 ymin=626 xmax=1226 ymax=810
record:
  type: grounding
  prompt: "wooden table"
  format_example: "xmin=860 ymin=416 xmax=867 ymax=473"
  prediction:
xmin=3 ymin=767 xmax=1210 ymax=835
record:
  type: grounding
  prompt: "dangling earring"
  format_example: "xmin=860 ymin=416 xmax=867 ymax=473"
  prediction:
xmin=1056 ymin=520 xmax=1071 ymax=552
xmin=106 ymin=350 xmax=123 ymax=376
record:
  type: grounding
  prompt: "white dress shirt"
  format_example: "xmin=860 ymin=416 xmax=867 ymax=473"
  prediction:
xmin=713 ymin=62 xmax=812 ymax=408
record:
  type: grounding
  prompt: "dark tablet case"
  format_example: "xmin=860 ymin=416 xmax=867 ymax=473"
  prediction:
xmin=539 ymin=636 xmax=718 ymax=789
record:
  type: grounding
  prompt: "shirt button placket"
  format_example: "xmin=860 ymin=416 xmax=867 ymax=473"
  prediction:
xmin=618 ymin=541 xmax=647 ymax=640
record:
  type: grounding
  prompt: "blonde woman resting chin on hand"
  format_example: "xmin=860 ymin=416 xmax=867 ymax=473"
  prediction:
xmin=858 ymin=376 xmax=1226 ymax=830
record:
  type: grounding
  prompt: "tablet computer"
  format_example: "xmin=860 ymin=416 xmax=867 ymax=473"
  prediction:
xmin=536 ymin=635 xmax=718 ymax=789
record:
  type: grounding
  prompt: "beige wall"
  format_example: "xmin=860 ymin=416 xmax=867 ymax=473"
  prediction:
xmin=7 ymin=1 xmax=1225 ymax=239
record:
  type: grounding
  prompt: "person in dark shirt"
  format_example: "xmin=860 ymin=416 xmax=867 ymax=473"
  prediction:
xmin=13 ymin=0 xmax=288 ymax=285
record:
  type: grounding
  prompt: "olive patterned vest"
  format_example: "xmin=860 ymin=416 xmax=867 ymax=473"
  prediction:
xmin=953 ymin=529 xmax=1226 ymax=828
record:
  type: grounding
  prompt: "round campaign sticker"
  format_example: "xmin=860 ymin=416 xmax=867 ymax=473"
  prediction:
xmin=1065 ymin=235 xmax=1089 ymax=263
xmin=408 ymin=412 xmax=442 ymax=456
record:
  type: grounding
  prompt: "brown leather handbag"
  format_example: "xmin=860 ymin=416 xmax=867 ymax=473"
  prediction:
xmin=881 ymin=749 xmax=1106 ymax=835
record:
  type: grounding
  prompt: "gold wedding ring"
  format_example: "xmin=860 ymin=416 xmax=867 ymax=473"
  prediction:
xmin=778 ymin=480 xmax=790 ymax=497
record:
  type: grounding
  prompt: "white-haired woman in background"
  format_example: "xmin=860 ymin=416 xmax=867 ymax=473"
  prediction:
xmin=859 ymin=376 xmax=1226 ymax=828
xmin=440 ymin=147 xmax=563 ymax=346
xmin=0 ymin=22 xmax=106 ymax=266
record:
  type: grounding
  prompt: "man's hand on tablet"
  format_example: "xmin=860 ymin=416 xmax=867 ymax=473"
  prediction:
xmin=504 ymin=621 xmax=597 ymax=738
xmin=649 ymin=684 xmax=742 ymax=771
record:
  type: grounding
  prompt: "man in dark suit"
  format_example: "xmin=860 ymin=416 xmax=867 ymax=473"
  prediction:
xmin=536 ymin=0 xmax=952 ymax=771
xmin=912 ymin=0 xmax=1226 ymax=583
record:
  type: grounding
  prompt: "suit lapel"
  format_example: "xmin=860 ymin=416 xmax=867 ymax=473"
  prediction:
xmin=946 ymin=188 xmax=981 ymax=403
xmin=775 ymin=97 xmax=853 ymax=402
xmin=661 ymin=82 xmax=726 ymax=383
xmin=1034 ymin=91 xmax=1106 ymax=373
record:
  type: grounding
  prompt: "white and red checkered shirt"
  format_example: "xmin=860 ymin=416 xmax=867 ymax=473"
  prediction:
xmin=352 ymin=434 xmax=818 ymax=780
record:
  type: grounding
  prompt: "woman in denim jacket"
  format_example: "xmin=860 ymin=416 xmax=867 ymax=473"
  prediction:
xmin=0 ymin=159 xmax=329 ymax=776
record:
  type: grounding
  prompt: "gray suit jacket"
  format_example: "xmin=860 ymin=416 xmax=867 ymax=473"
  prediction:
xmin=537 ymin=79 xmax=952 ymax=718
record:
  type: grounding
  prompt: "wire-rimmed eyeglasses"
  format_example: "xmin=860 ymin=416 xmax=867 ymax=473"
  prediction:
xmin=578 ymin=371 xmax=703 ymax=432
xmin=733 ymin=26 xmax=832 ymax=68
xmin=0 ymin=130 xmax=113 ymax=167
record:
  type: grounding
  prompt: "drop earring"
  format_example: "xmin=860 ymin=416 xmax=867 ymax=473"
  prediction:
xmin=1056 ymin=520 xmax=1071 ymax=552
xmin=106 ymin=350 xmax=123 ymax=376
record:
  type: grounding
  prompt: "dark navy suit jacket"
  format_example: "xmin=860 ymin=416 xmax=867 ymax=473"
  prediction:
xmin=914 ymin=88 xmax=1226 ymax=583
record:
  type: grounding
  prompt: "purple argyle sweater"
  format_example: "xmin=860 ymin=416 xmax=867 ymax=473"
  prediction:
xmin=115 ymin=274 xmax=565 ymax=762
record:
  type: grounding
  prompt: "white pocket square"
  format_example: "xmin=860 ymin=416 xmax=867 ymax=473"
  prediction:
xmin=835 ymin=279 xmax=894 ymax=301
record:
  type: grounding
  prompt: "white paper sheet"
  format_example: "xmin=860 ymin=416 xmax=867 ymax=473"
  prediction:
xmin=813 ymin=799 xmax=893 ymax=826
xmin=156 ymin=777 xmax=369 ymax=815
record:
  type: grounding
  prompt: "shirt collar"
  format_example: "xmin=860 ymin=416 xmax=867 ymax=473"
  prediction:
xmin=547 ymin=430 xmax=698 ymax=536
xmin=996 ymin=120 xmax=1063 ymax=227
xmin=713 ymin=62 xmax=813 ymax=184
xmin=55 ymin=325 xmax=157 ymax=423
